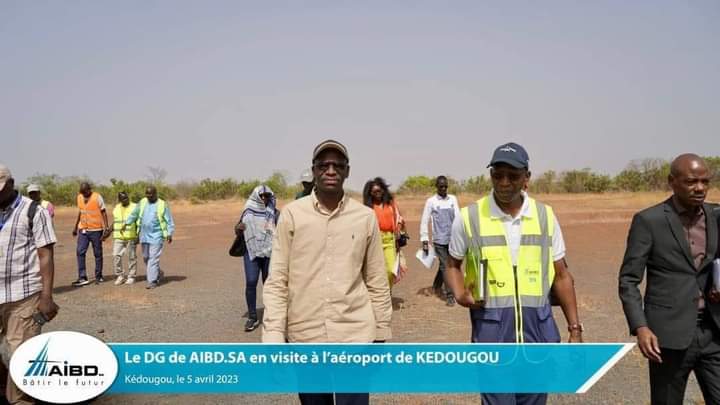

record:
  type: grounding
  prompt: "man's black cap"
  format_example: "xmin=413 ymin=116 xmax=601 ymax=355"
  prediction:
xmin=487 ymin=142 xmax=529 ymax=169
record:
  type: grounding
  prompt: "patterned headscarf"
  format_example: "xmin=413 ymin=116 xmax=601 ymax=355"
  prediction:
xmin=244 ymin=185 xmax=277 ymax=224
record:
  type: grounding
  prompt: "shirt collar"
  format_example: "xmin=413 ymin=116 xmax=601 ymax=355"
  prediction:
xmin=489 ymin=190 xmax=531 ymax=220
xmin=670 ymin=196 xmax=705 ymax=219
xmin=312 ymin=190 xmax=347 ymax=216
xmin=1 ymin=192 xmax=22 ymax=212
xmin=435 ymin=194 xmax=451 ymax=201
xmin=0 ymin=192 xmax=21 ymax=229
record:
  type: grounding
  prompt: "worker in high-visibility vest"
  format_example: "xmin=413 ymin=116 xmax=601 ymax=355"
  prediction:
xmin=26 ymin=183 xmax=55 ymax=219
xmin=112 ymin=192 xmax=140 ymax=285
xmin=445 ymin=142 xmax=583 ymax=405
xmin=72 ymin=182 xmax=110 ymax=286
xmin=123 ymin=185 xmax=175 ymax=290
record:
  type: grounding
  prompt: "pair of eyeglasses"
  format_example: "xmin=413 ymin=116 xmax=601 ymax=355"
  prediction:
xmin=314 ymin=161 xmax=348 ymax=172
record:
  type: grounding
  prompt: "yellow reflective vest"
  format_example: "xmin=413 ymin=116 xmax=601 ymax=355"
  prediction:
xmin=461 ymin=196 xmax=556 ymax=342
xmin=138 ymin=198 xmax=169 ymax=238
xmin=113 ymin=202 xmax=139 ymax=240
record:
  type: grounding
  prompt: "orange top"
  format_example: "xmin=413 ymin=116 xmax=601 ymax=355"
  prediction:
xmin=77 ymin=192 xmax=104 ymax=230
xmin=372 ymin=203 xmax=396 ymax=233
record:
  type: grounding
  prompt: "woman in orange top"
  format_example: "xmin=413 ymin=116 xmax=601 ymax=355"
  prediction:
xmin=363 ymin=177 xmax=408 ymax=286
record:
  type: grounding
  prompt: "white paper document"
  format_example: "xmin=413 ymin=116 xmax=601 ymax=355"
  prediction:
xmin=392 ymin=253 xmax=401 ymax=276
xmin=473 ymin=260 xmax=485 ymax=302
xmin=415 ymin=248 xmax=436 ymax=270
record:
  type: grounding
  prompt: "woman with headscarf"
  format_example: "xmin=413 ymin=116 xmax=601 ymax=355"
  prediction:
xmin=363 ymin=177 xmax=408 ymax=287
xmin=234 ymin=185 xmax=279 ymax=332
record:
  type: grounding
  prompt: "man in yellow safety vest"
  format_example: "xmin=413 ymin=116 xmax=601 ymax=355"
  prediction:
xmin=445 ymin=142 xmax=583 ymax=405
xmin=123 ymin=186 xmax=174 ymax=290
xmin=112 ymin=192 xmax=140 ymax=285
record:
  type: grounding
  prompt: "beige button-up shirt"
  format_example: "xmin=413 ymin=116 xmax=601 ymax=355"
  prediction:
xmin=262 ymin=192 xmax=392 ymax=343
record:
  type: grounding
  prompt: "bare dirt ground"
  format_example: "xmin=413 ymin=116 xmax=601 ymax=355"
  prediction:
xmin=42 ymin=191 xmax=720 ymax=405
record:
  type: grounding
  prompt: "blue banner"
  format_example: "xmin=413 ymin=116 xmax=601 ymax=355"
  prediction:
xmin=107 ymin=343 xmax=633 ymax=394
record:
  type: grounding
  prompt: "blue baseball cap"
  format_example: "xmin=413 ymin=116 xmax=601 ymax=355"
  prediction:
xmin=487 ymin=142 xmax=529 ymax=169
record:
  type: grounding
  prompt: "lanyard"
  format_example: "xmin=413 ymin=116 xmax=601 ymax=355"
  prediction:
xmin=0 ymin=193 xmax=22 ymax=232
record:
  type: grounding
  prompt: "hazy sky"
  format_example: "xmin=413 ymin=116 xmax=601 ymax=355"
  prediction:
xmin=2 ymin=1 xmax=718 ymax=190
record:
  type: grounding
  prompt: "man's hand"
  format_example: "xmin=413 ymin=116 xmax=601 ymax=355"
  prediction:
xmin=102 ymin=228 xmax=111 ymax=241
xmin=709 ymin=289 xmax=720 ymax=304
xmin=72 ymin=228 xmax=78 ymax=237
xmin=422 ymin=241 xmax=429 ymax=255
xmin=636 ymin=326 xmax=662 ymax=363
xmin=37 ymin=296 xmax=59 ymax=322
xmin=454 ymin=288 xmax=484 ymax=309
xmin=235 ymin=222 xmax=246 ymax=234
xmin=568 ymin=331 xmax=583 ymax=343
xmin=167 ymin=236 xmax=173 ymax=244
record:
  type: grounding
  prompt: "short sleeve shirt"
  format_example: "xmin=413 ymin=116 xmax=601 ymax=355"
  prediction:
xmin=0 ymin=194 xmax=57 ymax=304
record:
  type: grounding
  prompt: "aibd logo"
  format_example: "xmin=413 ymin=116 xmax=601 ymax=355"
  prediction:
xmin=10 ymin=331 xmax=118 ymax=403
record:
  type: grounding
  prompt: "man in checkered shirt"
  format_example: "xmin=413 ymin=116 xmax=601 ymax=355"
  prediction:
xmin=0 ymin=164 xmax=59 ymax=404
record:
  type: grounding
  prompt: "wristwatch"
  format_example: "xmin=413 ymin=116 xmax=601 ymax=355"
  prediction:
xmin=568 ymin=323 xmax=584 ymax=333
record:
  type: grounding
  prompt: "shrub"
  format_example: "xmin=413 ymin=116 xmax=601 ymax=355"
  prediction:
xmin=398 ymin=176 xmax=435 ymax=194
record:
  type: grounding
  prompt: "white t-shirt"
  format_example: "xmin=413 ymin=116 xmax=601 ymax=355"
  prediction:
xmin=449 ymin=191 xmax=566 ymax=265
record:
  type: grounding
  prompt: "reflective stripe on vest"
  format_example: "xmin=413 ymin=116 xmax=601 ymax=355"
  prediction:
xmin=77 ymin=192 xmax=104 ymax=230
xmin=113 ymin=203 xmax=138 ymax=240
xmin=138 ymin=198 xmax=168 ymax=238
xmin=462 ymin=196 xmax=555 ymax=341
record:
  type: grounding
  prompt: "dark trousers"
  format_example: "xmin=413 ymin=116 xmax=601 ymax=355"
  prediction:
xmin=243 ymin=254 xmax=269 ymax=320
xmin=432 ymin=244 xmax=452 ymax=298
xmin=649 ymin=319 xmax=720 ymax=405
xmin=298 ymin=393 xmax=369 ymax=405
xmin=481 ymin=393 xmax=546 ymax=405
xmin=77 ymin=230 xmax=103 ymax=279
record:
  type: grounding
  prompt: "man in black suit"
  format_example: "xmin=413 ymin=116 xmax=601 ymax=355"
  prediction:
xmin=619 ymin=154 xmax=720 ymax=405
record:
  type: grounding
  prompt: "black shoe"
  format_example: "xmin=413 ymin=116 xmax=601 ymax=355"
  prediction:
xmin=244 ymin=318 xmax=260 ymax=332
xmin=95 ymin=276 xmax=105 ymax=284
xmin=146 ymin=282 xmax=158 ymax=290
xmin=446 ymin=296 xmax=456 ymax=307
xmin=71 ymin=278 xmax=90 ymax=287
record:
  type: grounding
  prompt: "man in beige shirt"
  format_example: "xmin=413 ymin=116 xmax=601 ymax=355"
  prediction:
xmin=262 ymin=140 xmax=392 ymax=405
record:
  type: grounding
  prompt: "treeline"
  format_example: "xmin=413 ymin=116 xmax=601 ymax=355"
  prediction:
xmin=20 ymin=171 xmax=302 ymax=206
xmin=19 ymin=157 xmax=720 ymax=206
xmin=397 ymin=157 xmax=720 ymax=195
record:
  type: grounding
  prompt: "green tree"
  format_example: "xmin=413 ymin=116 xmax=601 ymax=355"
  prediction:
xmin=530 ymin=171 xmax=558 ymax=194
xmin=461 ymin=175 xmax=491 ymax=195
xmin=398 ymin=175 xmax=435 ymax=194
xmin=613 ymin=169 xmax=645 ymax=192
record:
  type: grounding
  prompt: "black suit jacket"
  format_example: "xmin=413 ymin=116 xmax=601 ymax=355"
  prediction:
xmin=618 ymin=198 xmax=720 ymax=350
